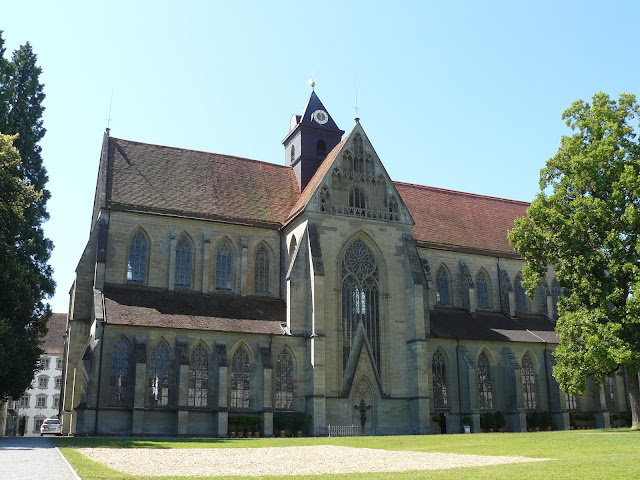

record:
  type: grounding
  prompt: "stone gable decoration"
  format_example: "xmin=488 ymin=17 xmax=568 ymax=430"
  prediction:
xmin=62 ymin=88 xmax=587 ymax=439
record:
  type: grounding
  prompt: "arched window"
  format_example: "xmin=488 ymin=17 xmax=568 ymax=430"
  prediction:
xmin=476 ymin=270 xmax=490 ymax=309
xmin=341 ymin=239 xmax=380 ymax=374
xmin=514 ymin=273 xmax=529 ymax=311
xmin=189 ymin=343 xmax=208 ymax=407
xmin=521 ymin=353 xmax=536 ymax=410
xmin=149 ymin=341 xmax=170 ymax=407
xmin=215 ymin=240 xmax=233 ymax=291
xmin=109 ymin=338 xmax=129 ymax=406
xmin=127 ymin=231 xmax=147 ymax=283
xmin=388 ymin=197 xmax=399 ymax=221
xmin=275 ymin=350 xmax=293 ymax=410
xmin=316 ymin=139 xmax=326 ymax=156
xmin=551 ymin=278 xmax=562 ymax=315
xmin=231 ymin=347 xmax=250 ymax=408
xmin=320 ymin=187 xmax=330 ymax=212
xmin=349 ymin=187 xmax=366 ymax=215
xmin=478 ymin=352 xmax=493 ymax=410
xmin=605 ymin=374 xmax=616 ymax=410
xmin=432 ymin=349 xmax=448 ymax=407
xmin=290 ymin=145 xmax=295 ymax=163
xmin=254 ymin=246 xmax=270 ymax=294
xmin=436 ymin=265 xmax=451 ymax=305
xmin=175 ymin=234 xmax=193 ymax=287
xmin=354 ymin=135 xmax=364 ymax=156
xmin=564 ymin=392 xmax=578 ymax=410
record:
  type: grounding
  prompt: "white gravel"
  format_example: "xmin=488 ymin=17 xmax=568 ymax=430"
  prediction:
xmin=75 ymin=445 xmax=550 ymax=477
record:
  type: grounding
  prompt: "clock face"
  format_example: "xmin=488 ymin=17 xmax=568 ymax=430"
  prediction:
xmin=312 ymin=110 xmax=329 ymax=125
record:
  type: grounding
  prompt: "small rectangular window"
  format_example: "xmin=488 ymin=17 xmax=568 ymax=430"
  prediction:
xmin=55 ymin=377 xmax=62 ymax=389
xmin=38 ymin=377 xmax=48 ymax=388
xmin=37 ymin=397 xmax=47 ymax=408
xmin=56 ymin=359 xmax=63 ymax=369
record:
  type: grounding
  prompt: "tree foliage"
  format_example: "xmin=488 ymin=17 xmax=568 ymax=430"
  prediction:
xmin=0 ymin=31 xmax=54 ymax=400
xmin=509 ymin=92 xmax=640 ymax=428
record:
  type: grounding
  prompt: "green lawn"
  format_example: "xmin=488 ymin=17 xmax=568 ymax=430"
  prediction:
xmin=53 ymin=430 xmax=640 ymax=480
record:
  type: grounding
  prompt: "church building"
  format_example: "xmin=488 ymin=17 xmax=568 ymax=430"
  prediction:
xmin=60 ymin=88 xmax=627 ymax=436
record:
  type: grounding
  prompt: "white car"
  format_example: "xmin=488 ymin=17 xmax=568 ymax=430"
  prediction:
xmin=40 ymin=418 xmax=62 ymax=436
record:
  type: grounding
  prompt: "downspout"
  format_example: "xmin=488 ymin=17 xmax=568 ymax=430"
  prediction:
xmin=93 ymin=294 xmax=107 ymax=435
xmin=456 ymin=337 xmax=463 ymax=430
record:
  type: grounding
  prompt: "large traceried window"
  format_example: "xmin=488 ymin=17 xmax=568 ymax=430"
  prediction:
xmin=231 ymin=347 xmax=250 ymax=408
xmin=551 ymin=278 xmax=562 ymax=315
xmin=478 ymin=352 xmax=493 ymax=410
xmin=432 ymin=349 xmax=448 ymax=407
xmin=149 ymin=341 xmax=170 ymax=407
xmin=175 ymin=234 xmax=193 ymax=287
xmin=348 ymin=187 xmax=366 ymax=216
xmin=604 ymin=374 xmax=616 ymax=410
xmin=189 ymin=344 xmax=208 ymax=407
xmin=275 ymin=350 xmax=293 ymax=410
xmin=514 ymin=273 xmax=530 ymax=311
xmin=342 ymin=239 xmax=381 ymax=374
xmin=476 ymin=271 xmax=490 ymax=309
xmin=254 ymin=246 xmax=270 ymax=294
xmin=436 ymin=265 xmax=451 ymax=305
xmin=109 ymin=337 xmax=130 ymax=406
xmin=564 ymin=392 xmax=578 ymax=410
xmin=215 ymin=240 xmax=233 ymax=291
xmin=127 ymin=231 xmax=147 ymax=283
xmin=521 ymin=353 xmax=537 ymax=410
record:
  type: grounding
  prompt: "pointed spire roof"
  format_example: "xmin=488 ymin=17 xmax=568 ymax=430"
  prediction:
xmin=285 ymin=90 xmax=344 ymax=140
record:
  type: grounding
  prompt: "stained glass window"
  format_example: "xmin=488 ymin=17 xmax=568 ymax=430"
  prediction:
xmin=551 ymin=278 xmax=562 ymax=315
xmin=478 ymin=352 xmax=493 ymax=410
xmin=275 ymin=350 xmax=293 ymax=410
xmin=514 ymin=274 xmax=529 ymax=311
xmin=564 ymin=392 xmax=578 ymax=410
xmin=127 ymin=232 xmax=147 ymax=283
xmin=605 ymin=375 xmax=616 ymax=410
xmin=432 ymin=349 xmax=448 ymax=407
xmin=342 ymin=239 xmax=380 ymax=374
xmin=476 ymin=271 xmax=490 ymax=309
xmin=175 ymin=235 xmax=192 ymax=287
xmin=149 ymin=342 xmax=170 ymax=407
xmin=231 ymin=347 xmax=250 ymax=408
xmin=189 ymin=344 xmax=208 ymax=407
xmin=109 ymin=337 xmax=129 ymax=406
xmin=522 ymin=353 xmax=536 ymax=410
xmin=436 ymin=266 xmax=450 ymax=305
xmin=254 ymin=246 xmax=270 ymax=294
xmin=215 ymin=241 xmax=233 ymax=291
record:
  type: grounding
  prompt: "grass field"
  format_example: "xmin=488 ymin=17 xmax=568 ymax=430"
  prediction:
xmin=53 ymin=429 xmax=640 ymax=480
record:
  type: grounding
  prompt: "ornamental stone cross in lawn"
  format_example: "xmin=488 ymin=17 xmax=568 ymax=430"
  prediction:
xmin=354 ymin=399 xmax=372 ymax=434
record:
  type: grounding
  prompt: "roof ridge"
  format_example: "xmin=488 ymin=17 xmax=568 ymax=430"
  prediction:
xmin=394 ymin=180 xmax=530 ymax=205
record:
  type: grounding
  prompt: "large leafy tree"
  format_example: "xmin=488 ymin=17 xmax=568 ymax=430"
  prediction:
xmin=0 ymin=32 xmax=54 ymax=400
xmin=509 ymin=92 xmax=640 ymax=429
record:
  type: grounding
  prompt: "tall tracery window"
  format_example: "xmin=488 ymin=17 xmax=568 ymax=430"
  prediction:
xmin=127 ymin=231 xmax=147 ymax=283
xmin=551 ymin=278 xmax=562 ymax=315
xmin=109 ymin=337 xmax=129 ymax=406
xmin=275 ymin=350 xmax=293 ymax=410
xmin=215 ymin=240 xmax=233 ymax=291
xmin=342 ymin=239 xmax=381 ymax=374
xmin=476 ymin=271 xmax=490 ymax=309
xmin=436 ymin=265 xmax=451 ymax=305
xmin=478 ymin=352 xmax=493 ymax=410
xmin=432 ymin=349 xmax=448 ymax=407
xmin=354 ymin=135 xmax=364 ymax=156
xmin=349 ymin=187 xmax=366 ymax=215
xmin=521 ymin=353 xmax=537 ymax=410
xmin=604 ymin=374 xmax=616 ymax=410
xmin=175 ymin=234 xmax=193 ymax=287
xmin=231 ymin=347 xmax=250 ymax=408
xmin=254 ymin=246 xmax=270 ymax=294
xmin=149 ymin=342 xmax=170 ymax=407
xmin=514 ymin=274 xmax=529 ymax=311
xmin=290 ymin=145 xmax=295 ymax=163
xmin=316 ymin=139 xmax=326 ymax=156
xmin=189 ymin=344 xmax=208 ymax=407
xmin=564 ymin=392 xmax=578 ymax=410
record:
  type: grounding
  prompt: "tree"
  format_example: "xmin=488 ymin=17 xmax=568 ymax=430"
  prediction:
xmin=509 ymin=92 xmax=640 ymax=429
xmin=0 ymin=31 xmax=54 ymax=400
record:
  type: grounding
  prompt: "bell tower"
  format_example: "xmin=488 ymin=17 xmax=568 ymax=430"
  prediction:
xmin=283 ymin=85 xmax=344 ymax=192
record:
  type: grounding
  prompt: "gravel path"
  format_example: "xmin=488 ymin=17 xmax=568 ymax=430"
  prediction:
xmin=75 ymin=445 xmax=550 ymax=477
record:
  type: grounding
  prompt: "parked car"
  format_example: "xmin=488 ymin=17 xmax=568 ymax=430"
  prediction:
xmin=40 ymin=418 xmax=62 ymax=436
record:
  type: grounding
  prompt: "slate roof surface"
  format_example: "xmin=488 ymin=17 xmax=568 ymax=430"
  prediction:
xmin=429 ymin=307 xmax=558 ymax=344
xmin=107 ymin=137 xmax=300 ymax=228
xmin=395 ymin=182 xmax=529 ymax=256
xmin=42 ymin=313 xmax=67 ymax=354
xmin=102 ymin=284 xmax=286 ymax=335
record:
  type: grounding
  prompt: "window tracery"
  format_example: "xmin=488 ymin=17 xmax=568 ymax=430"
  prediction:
xmin=476 ymin=271 xmax=490 ymax=309
xmin=551 ymin=278 xmax=562 ymax=315
xmin=149 ymin=341 xmax=170 ymax=407
xmin=478 ymin=351 xmax=493 ymax=410
xmin=254 ymin=246 xmax=270 ymax=294
xmin=436 ymin=266 xmax=451 ymax=305
xmin=521 ymin=353 xmax=536 ymax=410
xmin=231 ymin=347 xmax=250 ymax=408
xmin=189 ymin=343 xmax=208 ymax=407
xmin=127 ymin=231 xmax=147 ymax=283
xmin=604 ymin=374 xmax=616 ymax=410
xmin=175 ymin=234 xmax=192 ymax=287
xmin=275 ymin=350 xmax=293 ymax=410
xmin=348 ymin=187 xmax=366 ymax=216
xmin=432 ymin=349 xmax=448 ymax=407
xmin=215 ymin=240 xmax=233 ymax=291
xmin=514 ymin=273 xmax=529 ymax=311
xmin=109 ymin=337 xmax=129 ymax=406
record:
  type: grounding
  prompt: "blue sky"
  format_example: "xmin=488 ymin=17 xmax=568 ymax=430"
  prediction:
xmin=2 ymin=1 xmax=639 ymax=313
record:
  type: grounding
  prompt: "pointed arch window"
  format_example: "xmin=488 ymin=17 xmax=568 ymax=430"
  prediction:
xmin=127 ymin=231 xmax=147 ymax=283
xmin=432 ymin=349 xmax=448 ymax=407
xmin=275 ymin=350 xmax=293 ymax=410
xmin=478 ymin=352 xmax=493 ymax=410
xmin=349 ymin=187 xmax=366 ymax=216
xmin=521 ymin=353 xmax=536 ymax=410
xmin=231 ymin=347 xmax=250 ymax=408
xmin=109 ymin=338 xmax=129 ymax=406
xmin=436 ymin=266 xmax=451 ymax=305
xmin=149 ymin=342 xmax=170 ymax=407
xmin=320 ymin=186 xmax=330 ymax=212
xmin=354 ymin=135 xmax=364 ymax=156
xmin=604 ymin=374 xmax=616 ymax=410
xmin=341 ymin=239 xmax=381 ymax=374
xmin=254 ymin=246 xmax=270 ymax=294
xmin=514 ymin=274 xmax=529 ymax=311
xmin=290 ymin=145 xmax=295 ymax=163
xmin=564 ymin=392 xmax=578 ymax=410
xmin=388 ymin=197 xmax=399 ymax=221
xmin=189 ymin=344 xmax=208 ymax=407
xmin=476 ymin=271 xmax=490 ymax=309
xmin=551 ymin=278 xmax=562 ymax=315
xmin=175 ymin=235 xmax=193 ymax=287
xmin=215 ymin=240 xmax=233 ymax=291
xmin=316 ymin=139 xmax=326 ymax=156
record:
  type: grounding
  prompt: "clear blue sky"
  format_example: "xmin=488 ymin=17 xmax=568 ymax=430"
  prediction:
xmin=3 ymin=1 xmax=639 ymax=313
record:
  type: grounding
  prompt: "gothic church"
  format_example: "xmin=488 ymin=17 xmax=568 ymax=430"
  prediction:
xmin=61 ymin=89 xmax=625 ymax=436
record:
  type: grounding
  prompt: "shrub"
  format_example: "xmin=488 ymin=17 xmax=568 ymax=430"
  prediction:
xmin=273 ymin=412 xmax=295 ymax=431
xmin=494 ymin=411 xmax=505 ymax=429
xmin=541 ymin=411 xmax=553 ymax=429
xmin=528 ymin=411 xmax=541 ymax=428
xmin=484 ymin=412 xmax=496 ymax=430
xmin=461 ymin=415 xmax=472 ymax=426
xmin=432 ymin=415 xmax=441 ymax=423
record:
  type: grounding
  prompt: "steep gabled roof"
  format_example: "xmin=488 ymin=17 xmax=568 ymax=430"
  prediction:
xmin=107 ymin=137 xmax=300 ymax=228
xmin=42 ymin=313 xmax=67 ymax=354
xmin=395 ymin=182 xmax=529 ymax=257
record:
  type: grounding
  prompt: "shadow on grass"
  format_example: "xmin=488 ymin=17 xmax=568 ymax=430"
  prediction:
xmin=52 ymin=436 xmax=238 ymax=449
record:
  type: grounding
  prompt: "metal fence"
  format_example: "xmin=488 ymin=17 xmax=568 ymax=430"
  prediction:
xmin=327 ymin=424 xmax=361 ymax=437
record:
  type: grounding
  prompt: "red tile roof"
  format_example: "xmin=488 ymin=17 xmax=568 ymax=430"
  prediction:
xmin=107 ymin=138 xmax=300 ymax=228
xmin=395 ymin=182 xmax=529 ymax=256
xmin=42 ymin=313 xmax=67 ymax=354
